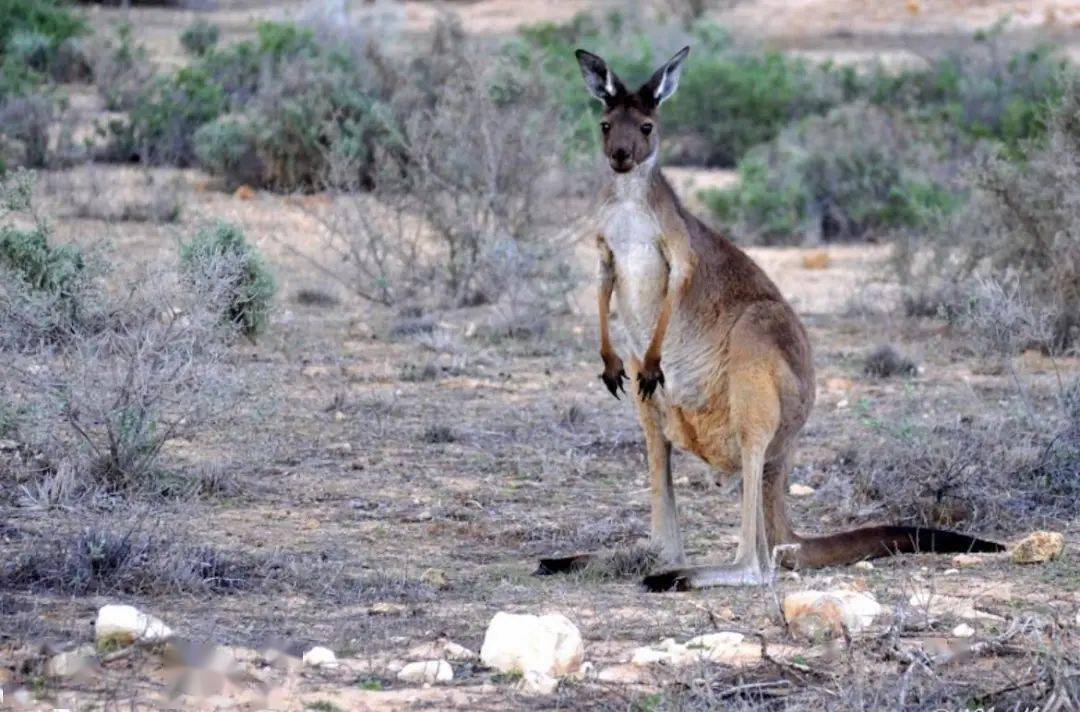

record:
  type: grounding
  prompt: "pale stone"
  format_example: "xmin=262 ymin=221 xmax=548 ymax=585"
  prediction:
xmin=951 ymin=553 xmax=988 ymax=568
xmin=783 ymin=590 xmax=882 ymax=640
xmin=302 ymin=646 xmax=338 ymax=668
xmin=45 ymin=644 xmax=96 ymax=677
xmin=397 ymin=660 xmax=452 ymax=684
xmin=369 ymin=602 xmax=408 ymax=615
xmin=1011 ymin=531 xmax=1065 ymax=564
xmin=908 ymin=591 xmax=1003 ymax=621
xmin=631 ymin=631 xmax=760 ymax=667
xmin=442 ymin=641 xmax=476 ymax=662
xmin=789 ymin=483 xmax=815 ymax=497
xmin=95 ymin=604 xmax=173 ymax=648
xmin=480 ymin=612 xmax=584 ymax=678
xmin=952 ymin=623 xmax=975 ymax=638
xmin=854 ymin=561 xmax=874 ymax=572
xmin=596 ymin=664 xmax=647 ymax=684
xmin=943 ymin=568 xmax=960 ymax=576
xmin=519 ymin=670 xmax=558 ymax=695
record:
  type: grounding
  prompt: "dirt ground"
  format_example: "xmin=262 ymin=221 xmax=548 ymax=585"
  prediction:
xmin=1 ymin=1 xmax=1078 ymax=710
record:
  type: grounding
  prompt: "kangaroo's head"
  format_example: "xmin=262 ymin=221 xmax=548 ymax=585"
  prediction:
xmin=575 ymin=46 xmax=689 ymax=174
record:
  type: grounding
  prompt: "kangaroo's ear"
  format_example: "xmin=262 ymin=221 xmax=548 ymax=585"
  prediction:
xmin=642 ymin=46 xmax=690 ymax=108
xmin=575 ymin=49 xmax=626 ymax=106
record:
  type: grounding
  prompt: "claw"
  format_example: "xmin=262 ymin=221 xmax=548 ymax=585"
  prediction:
xmin=600 ymin=368 xmax=628 ymax=400
xmin=636 ymin=368 xmax=664 ymax=400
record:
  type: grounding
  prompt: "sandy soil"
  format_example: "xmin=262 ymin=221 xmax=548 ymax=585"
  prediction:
xmin=1 ymin=3 xmax=1077 ymax=709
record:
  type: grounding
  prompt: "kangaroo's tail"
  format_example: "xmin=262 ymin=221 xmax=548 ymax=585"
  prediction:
xmin=783 ymin=525 xmax=1005 ymax=568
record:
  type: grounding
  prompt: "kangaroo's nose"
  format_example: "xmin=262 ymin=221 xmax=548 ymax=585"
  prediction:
xmin=612 ymin=148 xmax=630 ymax=162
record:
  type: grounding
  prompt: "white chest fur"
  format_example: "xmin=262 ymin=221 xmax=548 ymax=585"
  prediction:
xmin=597 ymin=161 xmax=668 ymax=357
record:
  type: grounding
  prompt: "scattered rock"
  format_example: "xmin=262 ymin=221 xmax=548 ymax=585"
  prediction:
xmin=45 ymin=644 xmax=96 ymax=678
xmin=328 ymin=441 xmax=353 ymax=455
xmin=519 ymin=670 xmax=558 ymax=695
xmin=442 ymin=641 xmax=477 ymax=662
xmin=233 ymin=185 xmax=255 ymax=200
xmin=801 ymin=250 xmax=830 ymax=270
xmin=783 ymin=590 xmax=882 ymax=639
xmin=1011 ymin=531 xmax=1064 ymax=564
xmin=951 ymin=553 xmax=989 ymax=568
xmin=480 ymin=612 xmax=584 ymax=678
xmin=0 ymin=439 xmax=18 ymax=451
xmin=397 ymin=660 xmax=452 ymax=684
xmin=302 ymin=646 xmax=338 ymax=668
xmin=95 ymin=604 xmax=173 ymax=649
xmin=824 ymin=377 xmax=855 ymax=393
xmin=421 ymin=568 xmax=449 ymax=589
xmin=943 ymin=568 xmax=959 ymax=576
xmin=853 ymin=561 xmax=874 ymax=572
xmin=631 ymin=632 xmax=761 ymax=667
xmin=952 ymin=623 xmax=975 ymax=638
xmin=789 ymin=483 xmax=815 ymax=497
xmin=596 ymin=664 xmax=647 ymax=684
xmin=369 ymin=602 xmax=409 ymax=616
xmin=908 ymin=591 xmax=1002 ymax=621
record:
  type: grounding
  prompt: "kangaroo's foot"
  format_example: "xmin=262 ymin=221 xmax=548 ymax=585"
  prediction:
xmin=642 ymin=563 xmax=767 ymax=592
xmin=534 ymin=552 xmax=595 ymax=575
xmin=536 ymin=545 xmax=669 ymax=578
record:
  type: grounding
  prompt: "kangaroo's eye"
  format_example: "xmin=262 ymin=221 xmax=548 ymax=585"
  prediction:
xmin=600 ymin=121 xmax=611 ymax=134
xmin=640 ymin=123 xmax=654 ymax=136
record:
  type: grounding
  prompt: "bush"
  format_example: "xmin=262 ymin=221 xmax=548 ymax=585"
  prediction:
xmin=179 ymin=221 xmax=276 ymax=338
xmin=1 ymin=172 xmax=246 ymax=493
xmin=0 ymin=170 xmax=91 ymax=340
xmin=312 ymin=18 xmax=578 ymax=313
xmin=109 ymin=20 xmax=396 ymax=188
xmin=180 ymin=18 xmax=219 ymax=57
xmin=704 ymin=104 xmax=958 ymax=245
xmin=0 ymin=0 xmax=86 ymax=73
xmin=866 ymin=27 xmax=1068 ymax=153
xmin=812 ymin=389 xmax=1078 ymax=533
xmin=894 ymin=79 xmax=1080 ymax=352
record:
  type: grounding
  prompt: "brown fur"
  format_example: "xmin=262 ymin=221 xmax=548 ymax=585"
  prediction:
xmin=537 ymin=47 xmax=1005 ymax=590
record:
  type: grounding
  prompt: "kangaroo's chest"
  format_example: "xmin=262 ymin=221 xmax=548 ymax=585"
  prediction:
xmin=599 ymin=200 xmax=668 ymax=355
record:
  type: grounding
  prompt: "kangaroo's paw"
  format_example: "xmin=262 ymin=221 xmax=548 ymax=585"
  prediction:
xmin=636 ymin=366 xmax=665 ymax=400
xmin=599 ymin=367 xmax=627 ymax=400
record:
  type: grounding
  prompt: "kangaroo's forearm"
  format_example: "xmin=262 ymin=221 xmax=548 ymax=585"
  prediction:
xmin=598 ymin=275 xmax=616 ymax=359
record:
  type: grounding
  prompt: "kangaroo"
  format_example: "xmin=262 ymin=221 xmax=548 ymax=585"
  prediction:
xmin=538 ymin=46 xmax=1005 ymax=591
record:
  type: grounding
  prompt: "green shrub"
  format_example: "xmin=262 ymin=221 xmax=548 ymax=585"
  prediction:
xmin=866 ymin=29 xmax=1068 ymax=153
xmin=179 ymin=222 xmax=275 ymax=338
xmin=893 ymin=79 xmax=1080 ymax=352
xmin=0 ymin=0 xmax=86 ymax=91
xmin=179 ymin=18 xmax=219 ymax=57
xmin=112 ymin=21 xmax=395 ymax=189
xmin=704 ymin=104 xmax=958 ymax=244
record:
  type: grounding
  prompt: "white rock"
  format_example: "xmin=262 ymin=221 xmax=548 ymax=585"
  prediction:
xmin=45 ymin=644 xmax=96 ymax=677
xmin=952 ymin=623 xmax=975 ymax=638
xmin=631 ymin=631 xmax=759 ymax=667
xmin=908 ymin=591 xmax=1003 ymax=621
xmin=442 ymin=641 xmax=476 ymax=662
xmin=596 ymin=664 xmax=646 ymax=684
xmin=854 ymin=561 xmax=874 ymax=572
xmin=789 ymin=483 xmax=815 ymax=497
xmin=480 ymin=612 xmax=584 ymax=678
xmin=302 ymin=646 xmax=338 ymax=668
xmin=519 ymin=670 xmax=558 ymax=695
xmin=943 ymin=568 xmax=960 ymax=576
xmin=783 ymin=590 xmax=882 ymax=639
xmin=397 ymin=660 xmax=452 ymax=684
xmin=95 ymin=605 xmax=173 ymax=648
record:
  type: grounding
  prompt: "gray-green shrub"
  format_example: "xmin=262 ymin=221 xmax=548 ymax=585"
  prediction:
xmin=179 ymin=221 xmax=276 ymax=338
xmin=704 ymin=103 xmax=958 ymax=245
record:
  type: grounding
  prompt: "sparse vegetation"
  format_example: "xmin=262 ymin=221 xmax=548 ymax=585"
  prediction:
xmin=893 ymin=78 xmax=1080 ymax=352
xmin=179 ymin=221 xmax=276 ymax=339
xmin=703 ymin=103 xmax=957 ymax=245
